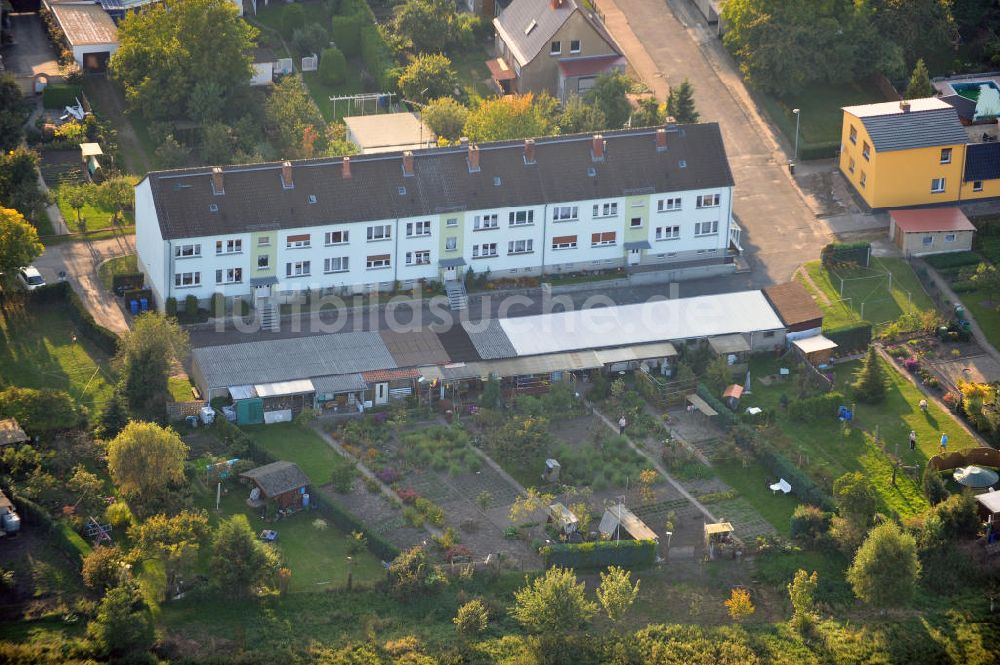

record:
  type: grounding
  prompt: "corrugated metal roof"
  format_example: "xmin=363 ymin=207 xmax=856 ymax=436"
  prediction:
xmin=229 ymin=385 xmax=257 ymax=400
xmin=856 ymin=109 xmax=968 ymax=152
xmin=311 ymin=374 xmax=368 ymax=394
xmin=964 ymin=142 xmax=1000 ymax=182
xmin=254 ymin=379 xmax=315 ymax=397
xmin=192 ymin=332 xmax=395 ymax=389
xmin=598 ymin=506 xmax=658 ymax=541
xmin=593 ymin=341 xmax=677 ymax=365
xmin=484 ymin=351 xmax=602 ymax=376
xmin=708 ymin=334 xmax=750 ymax=354
xmin=463 ymin=319 xmax=518 ymax=359
xmin=380 ymin=329 xmax=450 ymax=367
xmin=792 ymin=335 xmax=838 ymax=354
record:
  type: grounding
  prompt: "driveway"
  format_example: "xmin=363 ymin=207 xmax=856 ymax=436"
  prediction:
xmin=33 ymin=235 xmax=135 ymax=334
xmin=599 ymin=0 xmax=832 ymax=284
xmin=3 ymin=13 xmax=61 ymax=88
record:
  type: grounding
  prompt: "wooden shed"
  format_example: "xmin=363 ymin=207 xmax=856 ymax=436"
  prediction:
xmin=792 ymin=335 xmax=839 ymax=366
xmin=598 ymin=505 xmax=658 ymax=542
xmin=240 ymin=461 xmax=310 ymax=509
xmin=763 ymin=282 xmax=823 ymax=339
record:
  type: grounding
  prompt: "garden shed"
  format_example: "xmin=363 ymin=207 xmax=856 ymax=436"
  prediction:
xmin=792 ymin=335 xmax=839 ymax=366
xmin=0 ymin=419 xmax=29 ymax=447
xmin=708 ymin=334 xmax=751 ymax=375
xmin=598 ymin=505 xmax=658 ymax=542
xmin=240 ymin=461 xmax=310 ymax=509
xmin=976 ymin=490 xmax=1000 ymax=522
xmin=254 ymin=379 xmax=315 ymax=422
xmin=47 ymin=2 xmax=119 ymax=70
xmin=764 ymin=282 xmax=823 ymax=341
xmin=889 ymin=207 xmax=976 ymax=257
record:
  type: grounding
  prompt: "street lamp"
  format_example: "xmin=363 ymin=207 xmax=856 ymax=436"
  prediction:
xmin=792 ymin=108 xmax=801 ymax=165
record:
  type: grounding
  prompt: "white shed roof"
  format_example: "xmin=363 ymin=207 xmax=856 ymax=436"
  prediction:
xmin=254 ymin=379 xmax=315 ymax=398
xmin=792 ymin=335 xmax=839 ymax=354
xmin=976 ymin=490 xmax=1000 ymax=514
xmin=499 ymin=291 xmax=783 ymax=357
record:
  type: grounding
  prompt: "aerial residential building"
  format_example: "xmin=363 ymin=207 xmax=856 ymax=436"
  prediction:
xmin=135 ymin=124 xmax=739 ymax=313
xmin=489 ymin=0 xmax=624 ymax=101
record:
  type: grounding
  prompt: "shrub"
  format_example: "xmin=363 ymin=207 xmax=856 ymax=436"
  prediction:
xmin=903 ymin=357 xmax=920 ymax=372
xmin=165 ymin=297 xmax=178 ymax=317
xmin=82 ymin=546 xmax=123 ymax=592
xmin=397 ymin=488 xmax=419 ymax=505
xmin=281 ymin=3 xmax=306 ymax=38
xmin=291 ymin=24 xmax=330 ymax=57
xmin=787 ymin=391 xmax=843 ymax=423
xmin=210 ymin=292 xmax=224 ymax=317
xmin=454 ymin=598 xmax=489 ymax=637
xmin=184 ymin=294 xmax=198 ymax=319
xmin=789 ymin=505 xmax=831 ymax=549
xmin=821 ymin=241 xmax=870 ymax=268
xmin=360 ymin=24 xmax=396 ymax=91
xmin=542 ymin=539 xmax=656 ymax=569
xmin=41 ymin=84 xmax=83 ymax=109
xmin=931 ymin=491 xmax=980 ymax=539
xmin=924 ymin=251 xmax=982 ymax=270
xmin=330 ymin=463 xmax=356 ymax=493
xmin=319 ymin=47 xmax=347 ymax=85
xmin=330 ymin=14 xmax=363 ymax=56
xmin=375 ymin=466 xmax=400 ymax=485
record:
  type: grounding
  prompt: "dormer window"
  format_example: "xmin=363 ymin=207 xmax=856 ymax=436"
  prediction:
xmin=525 ymin=19 xmax=537 ymax=35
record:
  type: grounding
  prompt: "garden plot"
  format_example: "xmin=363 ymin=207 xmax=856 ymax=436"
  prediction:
xmin=38 ymin=150 xmax=85 ymax=188
xmin=320 ymin=480 xmax=426 ymax=555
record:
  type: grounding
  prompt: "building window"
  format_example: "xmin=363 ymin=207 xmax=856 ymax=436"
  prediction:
xmin=474 ymin=213 xmax=499 ymax=230
xmin=592 ymin=202 xmax=618 ymax=218
xmin=472 ymin=242 xmax=498 ymax=258
xmin=763 ymin=330 xmax=776 ymax=338
xmin=696 ymin=193 xmax=720 ymax=208
xmin=446 ymin=217 xmax=458 ymax=227
xmin=286 ymin=234 xmax=310 ymax=248
xmin=216 ymin=239 xmax=242 ymax=254
xmin=552 ymin=235 xmax=577 ymax=250
xmin=859 ymin=171 xmax=867 ymax=188
xmin=570 ymin=39 xmax=580 ymax=53
xmin=174 ymin=271 xmax=200 ymax=287
xmin=550 ymin=41 xmax=561 ymax=55
xmin=508 ymin=210 xmax=534 ymax=226
xmin=591 ymin=231 xmax=616 ymax=247
xmin=324 ymin=257 xmax=349 ymax=273
xmin=406 ymin=220 xmax=432 ymax=237
xmin=367 ymin=224 xmax=391 ymax=241
xmin=973 ymin=180 xmax=984 ymax=192
xmin=862 ymin=141 xmax=871 ymax=161
xmin=657 ymin=198 xmax=681 ymax=212
xmin=922 ymin=236 xmax=933 ymax=246
xmin=215 ymin=268 xmax=243 ymax=284
xmin=931 ymin=178 xmax=946 ymax=193
xmin=508 ymin=239 xmax=533 ymax=254
xmin=656 ymin=225 xmax=679 ymax=240
xmin=257 ymin=237 xmax=270 ymax=247
xmin=940 ymin=147 xmax=952 ymax=164
xmin=366 ymin=254 xmax=391 ymax=269
xmin=257 ymin=255 xmax=269 ymax=270
xmin=405 ymin=250 xmax=430 ymax=265
xmin=325 ymin=230 xmax=349 ymax=245
xmin=694 ymin=221 xmax=719 ymax=236
xmin=552 ymin=206 xmax=578 ymax=221
xmin=630 ymin=217 xmax=643 ymax=228
xmin=848 ymin=157 xmax=855 ymax=174
xmin=944 ymin=233 xmax=956 ymax=242
xmin=849 ymin=125 xmax=857 ymax=145
xmin=174 ymin=244 xmax=200 ymax=258
xmin=286 ymin=261 xmax=310 ymax=277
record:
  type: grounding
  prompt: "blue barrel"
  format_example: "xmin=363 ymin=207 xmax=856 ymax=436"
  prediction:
xmin=302 ymin=493 xmax=310 ymax=509
xmin=140 ymin=297 xmax=149 ymax=311
xmin=129 ymin=299 xmax=139 ymax=314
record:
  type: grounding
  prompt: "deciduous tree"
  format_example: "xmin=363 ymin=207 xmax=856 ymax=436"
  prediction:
xmin=586 ymin=71 xmax=632 ymax=129
xmin=129 ymin=510 xmax=210 ymax=596
xmin=394 ymin=0 xmax=455 ymax=52
xmin=511 ymin=566 xmax=597 ymax=633
xmin=833 ymin=471 xmax=878 ymax=529
xmin=0 ymin=149 xmax=47 ymax=222
xmin=423 ymin=97 xmax=469 ymax=141
xmin=82 ymin=545 xmax=125 ymax=593
xmin=86 ymin=582 xmax=155 ymax=658
xmin=265 ymin=76 xmax=326 ymax=159
xmin=454 ymin=598 xmax=489 ymax=637
xmin=95 ymin=176 xmax=134 ymax=226
xmin=0 ymin=207 xmax=43 ymax=282
xmin=724 ymin=587 xmax=755 ymax=622
xmin=557 ymin=95 xmax=607 ymax=134
xmin=846 ymin=520 xmax=921 ymax=608
xmin=398 ymin=53 xmax=459 ymax=104
xmin=596 ymin=566 xmax=640 ymax=624
xmin=0 ymin=387 xmax=81 ymax=435
xmin=210 ymin=514 xmax=280 ymax=596
xmin=107 ymin=421 xmax=188 ymax=510
xmin=61 ymin=183 xmax=95 ymax=228
xmin=117 ymin=312 xmax=188 ymax=421
xmin=631 ymin=97 xmax=664 ymax=128
xmin=0 ymin=74 xmax=26 ymax=151
xmin=787 ymin=568 xmax=819 ymax=632
xmin=463 ymin=94 xmax=556 ymax=142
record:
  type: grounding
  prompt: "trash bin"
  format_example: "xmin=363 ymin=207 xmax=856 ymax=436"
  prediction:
xmin=129 ymin=299 xmax=139 ymax=314
xmin=788 ymin=163 xmax=796 ymax=174
xmin=140 ymin=297 xmax=149 ymax=312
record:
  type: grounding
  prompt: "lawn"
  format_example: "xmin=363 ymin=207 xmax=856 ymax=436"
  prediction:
xmin=0 ymin=303 xmax=115 ymax=415
xmin=251 ymin=0 xmax=330 ymax=33
xmin=756 ymin=78 xmax=890 ymax=159
xmin=82 ymin=77 xmax=155 ymax=176
xmin=799 ymin=257 xmax=935 ymax=328
xmin=97 ymin=254 xmax=138 ymax=291
xmin=713 ymin=460 xmax=798 ymax=536
xmin=303 ymin=66 xmax=366 ymax=122
xmin=450 ymin=43 xmax=493 ymax=97
xmin=168 ymin=375 xmax=194 ymax=402
xmin=55 ymin=180 xmax=138 ymax=235
xmin=242 ymin=423 xmax=353 ymax=485
xmin=745 ymin=353 xmax=980 ymax=517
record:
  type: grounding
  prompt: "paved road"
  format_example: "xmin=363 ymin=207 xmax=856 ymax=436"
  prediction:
xmin=33 ymin=235 xmax=135 ymax=334
xmin=599 ymin=0 xmax=832 ymax=284
xmin=4 ymin=13 xmax=61 ymax=89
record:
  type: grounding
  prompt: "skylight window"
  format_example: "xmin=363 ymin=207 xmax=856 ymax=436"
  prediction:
xmin=493 ymin=176 xmax=502 ymax=186
xmin=587 ymin=167 xmax=597 ymax=177
xmin=208 ymin=203 xmax=219 ymax=212
xmin=308 ymin=194 xmax=317 ymax=204
xmin=398 ymin=186 xmax=407 ymax=195
xmin=524 ymin=19 xmax=537 ymax=35
xmin=678 ymin=160 xmax=687 ymax=168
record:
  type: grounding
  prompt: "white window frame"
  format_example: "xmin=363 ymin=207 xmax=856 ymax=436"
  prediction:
xmin=174 ymin=244 xmax=201 ymax=258
xmin=257 ymin=236 xmax=271 ymax=247
xmin=694 ymin=221 xmax=719 ymax=236
xmin=550 ymin=40 xmax=561 ymax=55
xmin=592 ymin=202 xmax=618 ymax=218
xmin=215 ymin=268 xmax=243 ymax=284
xmin=406 ymin=220 xmax=432 ymax=237
xmin=286 ymin=235 xmax=311 ymax=249
xmin=324 ymin=257 xmax=349 ymax=273
xmin=366 ymin=255 xmax=391 ymax=270
xmin=630 ymin=217 xmax=643 ymax=229
xmin=405 ymin=250 xmax=431 ymax=265
xmin=940 ymin=147 xmax=952 ymax=164
xmin=552 ymin=206 xmax=578 ymax=221
xmin=570 ymin=39 xmax=580 ymax=53
xmin=367 ymin=225 xmax=392 ymax=241
xmin=286 ymin=261 xmax=311 ymax=277
xmin=944 ymin=233 xmax=956 ymax=243
xmin=257 ymin=255 xmax=270 ymax=271
xmin=508 ymin=239 xmax=533 ymax=254
xmin=216 ymin=239 xmax=242 ymax=255
xmin=474 ymin=213 xmax=499 ymax=231
xmin=656 ymin=225 xmax=679 ymax=241
xmin=973 ymin=180 xmax=984 ymax=192
xmin=325 ymin=230 xmax=349 ymax=245
xmin=472 ymin=242 xmax=498 ymax=258
xmin=508 ymin=210 xmax=534 ymax=226
xmin=446 ymin=217 xmax=459 ymax=227
xmin=590 ymin=232 xmax=616 ymax=247
xmin=657 ymin=198 xmax=681 ymax=212
xmin=696 ymin=193 xmax=720 ymax=208
xmin=931 ymin=178 xmax=946 ymax=193
xmin=174 ymin=271 xmax=201 ymax=288
xmin=551 ymin=237 xmax=577 ymax=250
xmin=445 ymin=237 xmax=458 ymax=251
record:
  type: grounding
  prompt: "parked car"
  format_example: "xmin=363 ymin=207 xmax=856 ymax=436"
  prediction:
xmin=16 ymin=266 xmax=46 ymax=291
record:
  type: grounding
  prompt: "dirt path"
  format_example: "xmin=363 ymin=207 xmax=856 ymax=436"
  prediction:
xmin=794 ymin=264 xmax=832 ymax=306
xmin=83 ymin=77 xmax=152 ymax=176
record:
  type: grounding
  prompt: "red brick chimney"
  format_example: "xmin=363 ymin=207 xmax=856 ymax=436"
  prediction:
xmin=342 ymin=156 xmax=352 ymax=179
xmin=402 ymin=151 xmax=414 ymax=176
xmin=468 ymin=144 xmax=480 ymax=172
xmin=550 ymin=0 xmax=562 ymax=9
xmin=281 ymin=161 xmax=293 ymax=189
xmin=524 ymin=138 xmax=536 ymax=164
xmin=591 ymin=134 xmax=605 ymax=161
xmin=655 ymin=128 xmax=667 ymax=151
xmin=211 ymin=167 xmax=224 ymax=195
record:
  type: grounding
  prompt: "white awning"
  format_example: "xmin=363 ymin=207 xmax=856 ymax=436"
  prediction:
xmin=793 ymin=335 xmax=839 ymax=354
xmin=254 ymin=379 xmax=315 ymax=398
xmin=229 ymin=384 xmax=257 ymax=400
xmin=594 ymin=341 xmax=678 ymax=365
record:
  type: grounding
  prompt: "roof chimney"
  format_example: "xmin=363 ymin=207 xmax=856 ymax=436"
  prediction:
xmin=591 ymin=134 xmax=605 ymax=162
xmin=900 ymin=100 xmax=911 ymax=113
xmin=524 ymin=138 xmax=536 ymax=165
xmin=655 ymin=128 xmax=667 ymax=151
xmin=467 ymin=143 xmax=480 ymax=173
xmin=402 ymin=151 xmax=414 ymax=177
xmin=550 ymin=0 xmax=562 ymax=9
xmin=341 ymin=157 xmax=352 ymax=179
xmin=281 ymin=161 xmax=293 ymax=189
xmin=211 ymin=167 xmax=224 ymax=195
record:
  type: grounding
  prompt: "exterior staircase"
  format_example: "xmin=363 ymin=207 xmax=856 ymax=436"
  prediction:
xmin=445 ymin=280 xmax=468 ymax=311
xmin=257 ymin=298 xmax=279 ymax=332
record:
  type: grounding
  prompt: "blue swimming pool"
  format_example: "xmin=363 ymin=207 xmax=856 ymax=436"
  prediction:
xmin=953 ymin=80 xmax=1000 ymax=102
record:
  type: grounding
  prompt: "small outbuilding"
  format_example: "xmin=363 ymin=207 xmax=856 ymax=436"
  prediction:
xmin=548 ymin=502 xmax=579 ymax=535
xmin=889 ymin=207 xmax=977 ymax=257
xmin=343 ymin=112 xmax=435 ymax=154
xmin=598 ymin=505 xmax=658 ymax=542
xmin=764 ymin=282 xmax=823 ymax=341
xmin=47 ymin=3 xmax=119 ymax=71
xmin=792 ymin=335 xmax=839 ymax=366
xmin=250 ymin=47 xmax=275 ymax=87
xmin=976 ymin=489 xmax=1000 ymax=522
xmin=240 ymin=461 xmax=310 ymax=509
xmin=0 ymin=419 xmax=29 ymax=448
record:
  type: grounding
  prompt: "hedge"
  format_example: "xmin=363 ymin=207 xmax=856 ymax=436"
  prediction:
xmin=788 ymin=391 xmax=845 ymax=423
xmin=330 ymin=15 xmax=362 ymax=56
xmin=319 ymin=47 xmax=348 ymax=85
xmin=696 ymin=383 xmax=739 ymax=429
xmin=41 ymin=84 xmax=83 ymax=110
xmin=542 ymin=539 xmax=656 ymax=569
xmin=924 ymin=251 xmax=982 ymax=270
xmin=7 ymin=491 xmax=90 ymax=566
xmin=823 ymin=322 xmax=872 ymax=353
xmin=821 ymin=241 xmax=871 ymax=268
xmin=360 ymin=24 xmax=397 ymax=92
xmin=755 ymin=447 xmax=834 ymax=511
xmin=29 ymin=281 xmax=120 ymax=356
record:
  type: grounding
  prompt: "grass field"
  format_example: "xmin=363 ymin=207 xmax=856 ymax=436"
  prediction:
xmin=713 ymin=460 xmax=798 ymax=536
xmin=55 ymin=182 xmax=137 ymax=236
xmin=746 ymin=354 xmax=979 ymax=517
xmin=242 ymin=423 xmax=353 ymax=485
xmin=168 ymin=375 xmax=194 ymax=402
xmin=799 ymin=257 xmax=935 ymax=328
xmin=0 ymin=303 xmax=115 ymax=415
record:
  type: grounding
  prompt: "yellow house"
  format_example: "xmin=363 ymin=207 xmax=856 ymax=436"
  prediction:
xmin=839 ymin=98 xmax=969 ymax=209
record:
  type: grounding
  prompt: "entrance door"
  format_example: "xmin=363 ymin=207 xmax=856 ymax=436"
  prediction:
xmin=374 ymin=382 xmax=388 ymax=405
xmin=628 ymin=248 xmax=642 ymax=266
xmin=254 ymin=283 xmax=272 ymax=301
xmin=443 ymin=266 xmax=458 ymax=281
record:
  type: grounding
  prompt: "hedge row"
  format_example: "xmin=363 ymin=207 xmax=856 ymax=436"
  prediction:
xmin=823 ymin=322 xmax=872 ymax=353
xmin=29 ymin=281 xmax=120 ymax=356
xmin=542 ymin=539 xmax=656 ymax=569
xmin=696 ymin=383 xmax=739 ymax=428
xmin=755 ymin=447 xmax=834 ymax=511
xmin=788 ymin=391 xmax=845 ymax=423
xmin=821 ymin=241 xmax=871 ymax=268
xmin=41 ymin=84 xmax=83 ymax=110
xmin=7 ymin=490 xmax=90 ymax=566
xmin=924 ymin=251 xmax=982 ymax=270
xmin=360 ymin=24 xmax=396 ymax=91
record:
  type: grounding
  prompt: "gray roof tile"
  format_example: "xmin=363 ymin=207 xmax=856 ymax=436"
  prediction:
xmin=859 ymin=109 xmax=968 ymax=152
xmin=463 ymin=319 xmax=517 ymax=359
xmin=495 ymin=0 xmax=618 ymax=65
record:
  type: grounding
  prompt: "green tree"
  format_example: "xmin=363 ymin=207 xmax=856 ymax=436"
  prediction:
xmin=666 ymin=79 xmax=700 ymax=123
xmin=155 ymin=134 xmax=190 ymax=168
xmin=558 ymin=95 xmax=607 ymax=134
xmin=852 ymin=346 xmax=887 ymax=404
xmin=95 ymin=392 xmax=130 ymax=441
xmin=291 ymin=24 xmax=331 ymax=57
xmin=117 ymin=313 xmax=188 ymax=420
xmin=398 ymin=53 xmax=459 ymax=104
xmin=200 ymin=123 xmax=236 ymax=165
xmin=0 ymin=387 xmax=81 ymax=435
xmin=930 ymin=491 xmax=980 ymax=539
xmin=454 ymin=598 xmax=489 ymax=637
xmin=704 ymin=355 xmax=732 ymax=395
xmin=596 ymin=565 xmax=640 ymax=624
xmin=107 ymin=421 xmax=188 ymax=511
xmin=510 ymin=566 xmax=597 ymax=633
xmin=865 ymin=0 xmax=958 ymax=70
xmin=904 ymin=58 xmax=934 ymax=98
xmin=724 ymin=587 xmax=755 ymax=622
xmin=82 ymin=545 xmax=125 ymax=593
xmin=0 ymin=74 xmax=26 ymax=151
xmin=187 ymin=79 xmax=227 ymax=124
xmin=394 ymin=0 xmax=455 ymax=52
xmin=86 ymin=583 xmax=155 ymax=658
xmin=422 ymin=97 xmax=469 ymax=141
xmin=585 ymin=71 xmax=632 ymax=129
xmin=111 ymin=0 xmax=257 ymax=121
xmin=0 ymin=207 xmax=44 ymax=287
xmin=61 ymin=183 xmax=95 ymax=228
xmin=389 ymin=545 xmax=446 ymax=597
xmin=95 ymin=176 xmax=134 ymax=226
xmin=0 ymin=148 xmax=47 ymax=222
xmin=833 ymin=471 xmax=878 ymax=529
xmin=319 ymin=47 xmax=348 ymax=85
xmin=970 ymin=262 xmax=1000 ymax=301
xmin=281 ymin=2 xmax=306 ymax=39
xmin=631 ymin=97 xmax=664 ymax=127
xmin=264 ymin=76 xmax=326 ymax=159
xmin=211 ymin=514 xmax=280 ymax=596
xmin=479 ymin=374 xmax=502 ymax=410
xmin=787 ymin=568 xmax=819 ymax=632
xmin=922 ymin=467 xmax=949 ymax=505
xmin=846 ymin=521 xmax=921 ymax=608
xmin=463 ymin=94 xmax=556 ymax=142
xmin=129 ymin=510 xmax=210 ymax=597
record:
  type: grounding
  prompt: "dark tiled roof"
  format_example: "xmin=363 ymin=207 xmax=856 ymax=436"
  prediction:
xmin=145 ymin=125 xmax=734 ymax=240
xmin=939 ymin=94 xmax=977 ymax=121
xmin=435 ymin=324 xmax=482 ymax=363
xmin=495 ymin=0 xmax=619 ymax=65
xmin=241 ymin=461 xmax=309 ymax=498
xmin=858 ymin=109 xmax=968 ymax=152
xmin=763 ymin=282 xmax=822 ymax=328
xmin=964 ymin=142 xmax=1000 ymax=182
xmin=379 ymin=329 xmax=451 ymax=367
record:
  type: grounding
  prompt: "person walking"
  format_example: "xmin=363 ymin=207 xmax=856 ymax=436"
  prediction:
xmin=618 ymin=415 xmax=627 ymax=436
xmin=919 ymin=399 xmax=928 ymax=413
xmin=940 ymin=432 xmax=949 ymax=453
xmin=909 ymin=430 xmax=917 ymax=451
